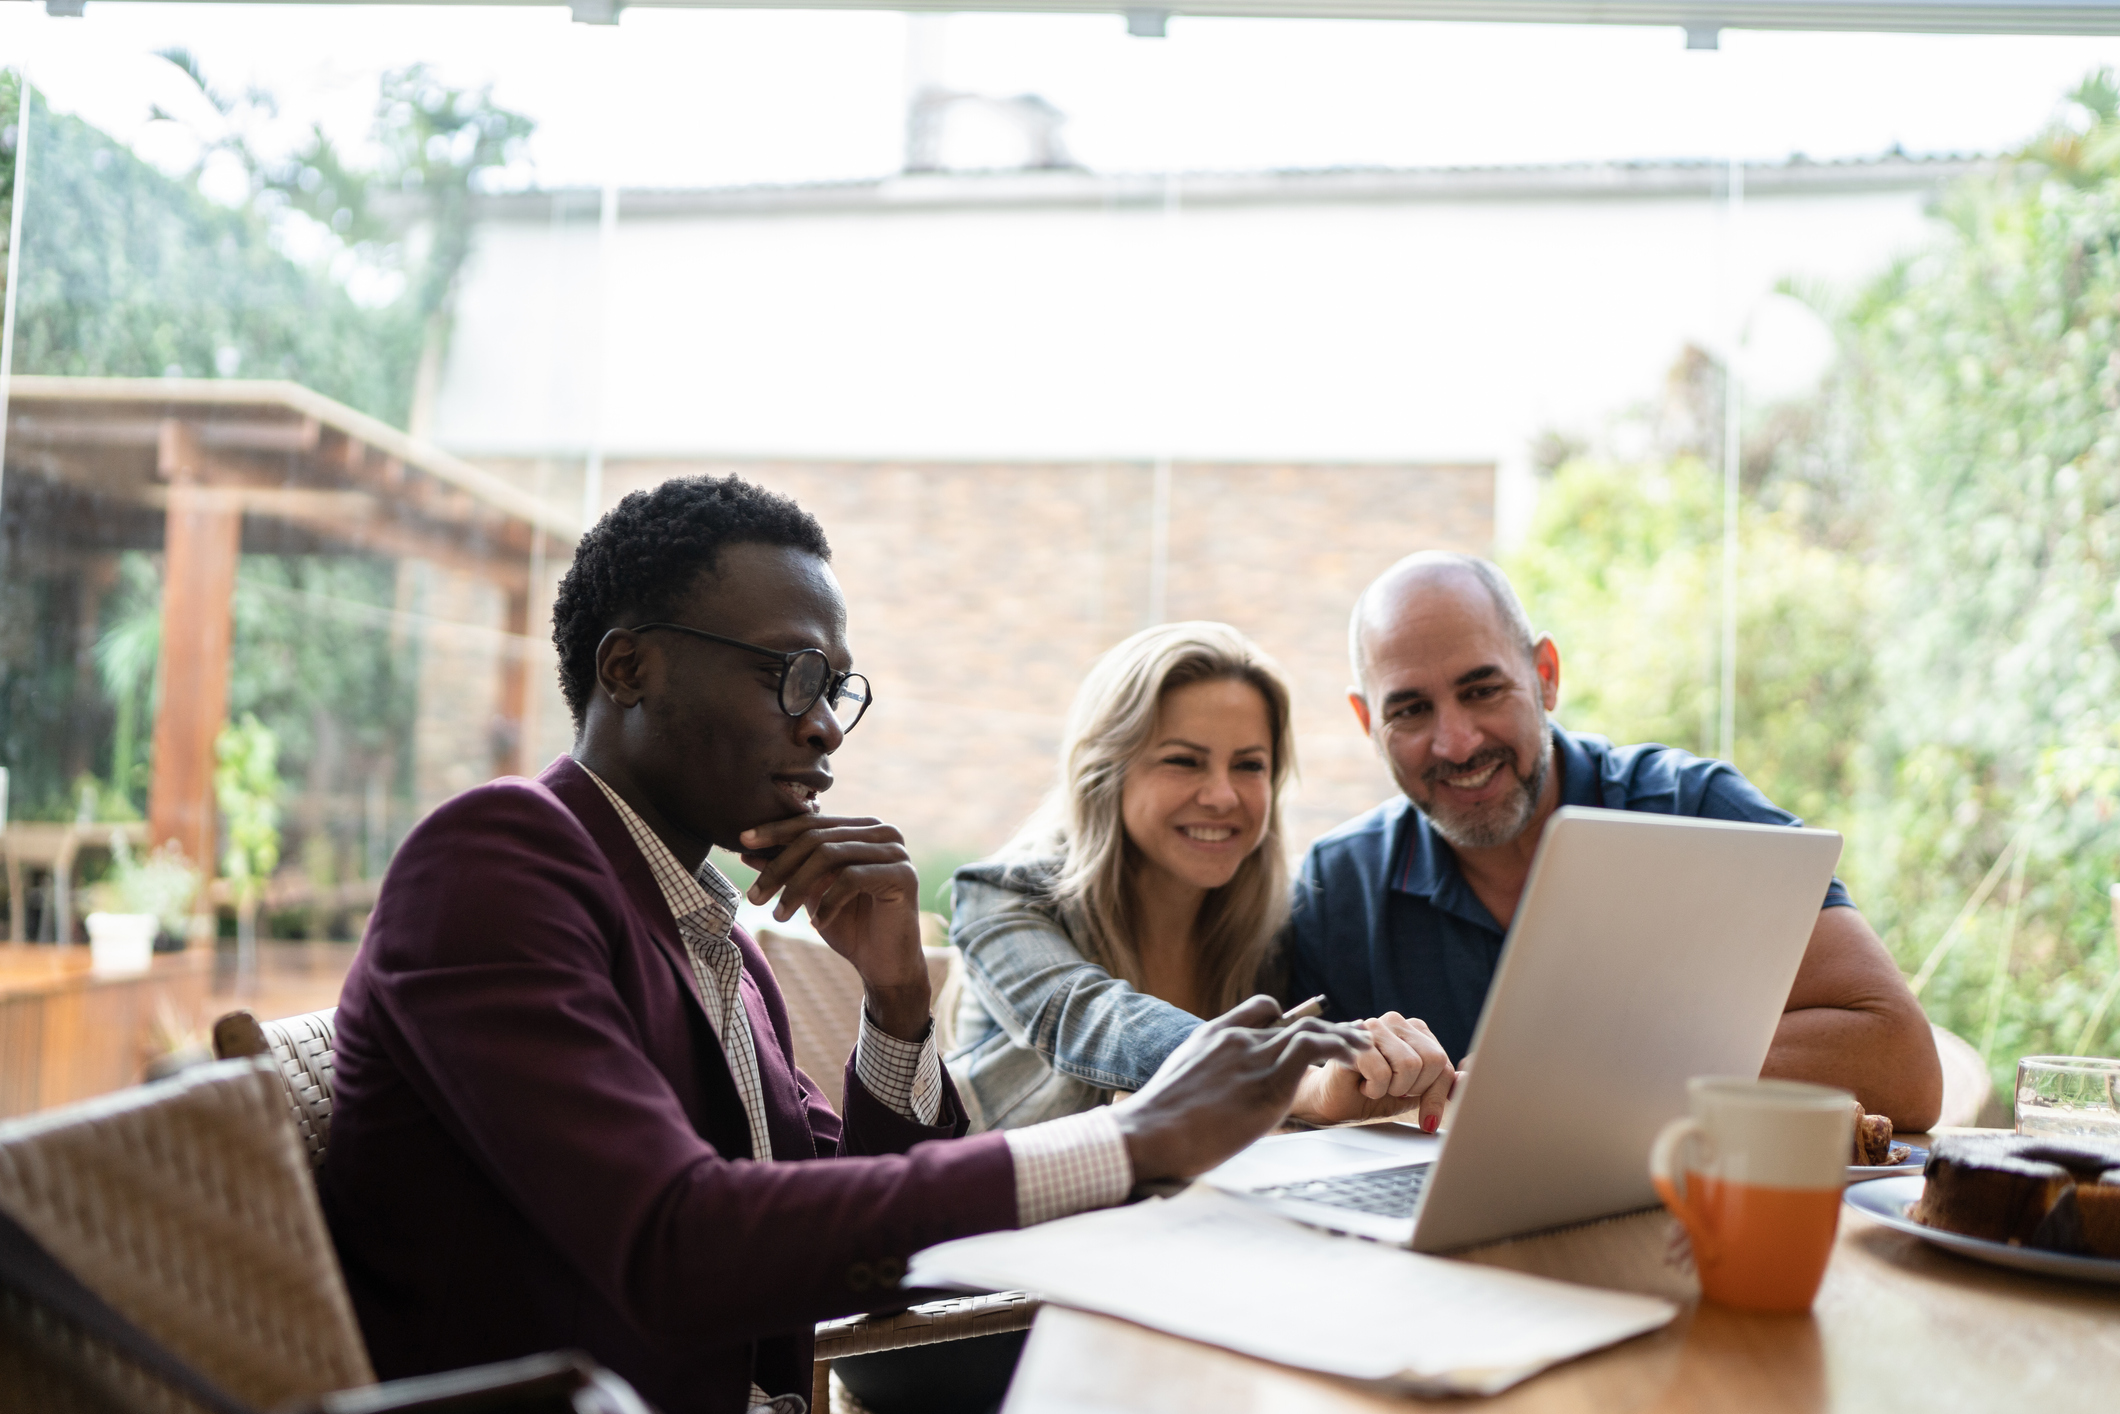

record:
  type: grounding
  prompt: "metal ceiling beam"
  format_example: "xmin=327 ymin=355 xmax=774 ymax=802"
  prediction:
xmin=48 ymin=0 xmax=2120 ymax=35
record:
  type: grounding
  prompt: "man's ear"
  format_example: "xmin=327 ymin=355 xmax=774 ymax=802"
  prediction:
xmin=1533 ymin=635 xmax=1560 ymax=712
xmin=595 ymin=628 xmax=649 ymax=709
xmin=1347 ymin=688 xmax=1373 ymax=736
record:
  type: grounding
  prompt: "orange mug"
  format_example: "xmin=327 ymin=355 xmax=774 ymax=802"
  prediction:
xmin=1649 ymin=1077 xmax=1853 ymax=1313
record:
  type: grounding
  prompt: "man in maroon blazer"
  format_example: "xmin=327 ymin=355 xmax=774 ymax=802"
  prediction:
xmin=319 ymin=475 xmax=1372 ymax=1414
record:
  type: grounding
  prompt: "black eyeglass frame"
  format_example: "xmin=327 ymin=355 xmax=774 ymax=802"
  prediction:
xmin=628 ymin=622 xmax=873 ymax=731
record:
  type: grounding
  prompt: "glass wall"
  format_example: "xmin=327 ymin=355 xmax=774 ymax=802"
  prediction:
xmin=0 ymin=51 xmax=566 ymax=1109
xmin=5 ymin=8 xmax=2120 ymax=1109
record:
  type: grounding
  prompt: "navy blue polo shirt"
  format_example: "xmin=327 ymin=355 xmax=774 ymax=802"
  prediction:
xmin=1284 ymin=727 xmax=1853 ymax=1064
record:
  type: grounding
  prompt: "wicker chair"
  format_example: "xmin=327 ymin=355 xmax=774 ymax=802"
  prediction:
xmin=215 ymin=1003 xmax=1038 ymax=1414
xmin=212 ymin=1008 xmax=337 ymax=1169
xmin=0 ymin=1058 xmax=376 ymax=1413
xmin=748 ymin=929 xmax=961 ymax=1098
xmin=1932 ymin=1023 xmax=1992 ymax=1130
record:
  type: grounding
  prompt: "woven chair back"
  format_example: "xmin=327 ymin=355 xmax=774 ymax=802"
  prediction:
xmin=0 ymin=1059 xmax=376 ymax=1413
xmin=1932 ymin=1024 xmax=1992 ymax=1129
xmin=751 ymin=930 xmax=957 ymax=1097
xmin=212 ymin=1008 xmax=339 ymax=1171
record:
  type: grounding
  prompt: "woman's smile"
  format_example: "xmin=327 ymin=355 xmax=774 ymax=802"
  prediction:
xmin=1178 ymin=823 xmax=1240 ymax=844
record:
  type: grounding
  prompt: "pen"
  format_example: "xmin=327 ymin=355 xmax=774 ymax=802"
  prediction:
xmin=1276 ymin=994 xmax=1327 ymax=1028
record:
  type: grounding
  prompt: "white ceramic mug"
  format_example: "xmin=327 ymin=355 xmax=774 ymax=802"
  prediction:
xmin=1649 ymin=1076 xmax=1853 ymax=1312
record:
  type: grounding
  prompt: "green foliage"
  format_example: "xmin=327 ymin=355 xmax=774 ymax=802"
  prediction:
xmin=248 ymin=62 xmax=535 ymax=411
xmin=1508 ymin=458 xmax=1878 ymax=830
xmin=3 ymin=59 xmax=529 ymax=922
xmin=83 ymin=551 xmax=421 ymax=885
xmin=706 ymin=845 xmax=977 ymax=927
xmin=5 ymin=85 xmax=420 ymax=422
xmin=1837 ymin=126 xmax=2120 ymax=1088
xmin=2023 ymin=66 xmax=2120 ymax=187
xmin=1 ymin=58 xmax=534 ymax=427
xmin=2 ymin=70 xmax=20 ymax=304
xmin=223 ymin=556 xmax=421 ymax=791
xmin=215 ymin=712 xmax=282 ymax=901
xmin=1516 ymin=74 xmax=2120 ymax=1103
xmin=93 ymin=554 xmax=164 ymax=814
xmin=86 ymin=831 xmax=201 ymax=936
xmin=353 ymin=65 xmax=533 ymax=326
xmin=915 ymin=848 xmax=983 ymax=920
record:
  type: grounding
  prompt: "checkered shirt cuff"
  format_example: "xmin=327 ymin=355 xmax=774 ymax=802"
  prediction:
xmin=854 ymin=1009 xmax=944 ymax=1127
xmin=1004 ymin=1108 xmax=1135 ymax=1227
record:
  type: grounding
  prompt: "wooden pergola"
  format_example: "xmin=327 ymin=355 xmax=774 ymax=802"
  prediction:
xmin=2 ymin=375 xmax=577 ymax=876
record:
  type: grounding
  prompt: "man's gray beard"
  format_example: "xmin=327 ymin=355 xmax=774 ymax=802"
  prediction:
xmin=1422 ymin=725 xmax=1553 ymax=851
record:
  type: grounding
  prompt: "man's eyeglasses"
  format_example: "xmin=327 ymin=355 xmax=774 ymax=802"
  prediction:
xmin=630 ymin=623 xmax=873 ymax=732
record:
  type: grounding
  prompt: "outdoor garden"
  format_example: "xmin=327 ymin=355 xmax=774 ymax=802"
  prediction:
xmin=1513 ymin=72 xmax=2120 ymax=1092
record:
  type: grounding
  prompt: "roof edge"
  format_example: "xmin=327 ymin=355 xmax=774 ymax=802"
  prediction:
xmin=5 ymin=375 xmax=579 ymax=541
xmin=471 ymin=153 xmax=2001 ymax=222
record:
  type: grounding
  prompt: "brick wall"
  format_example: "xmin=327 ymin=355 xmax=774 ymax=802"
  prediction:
xmin=581 ymin=458 xmax=1493 ymax=867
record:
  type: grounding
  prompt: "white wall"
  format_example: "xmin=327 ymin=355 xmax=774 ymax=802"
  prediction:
xmin=435 ymin=165 xmax=1950 ymax=531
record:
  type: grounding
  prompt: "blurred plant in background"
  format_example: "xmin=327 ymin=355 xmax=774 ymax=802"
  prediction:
xmin=0 ymin=58 xmax=532 ymax=428
xmin=83 ymin=830 xmax=201 ymax=948
xmin=80 ymin=553 xmax=418 ymax=920
xmin=1839 ymin=71 xmax=2120 ymax=1091
xmin=2 ymin=59 xmax=512 ymax=941
xmin=1507 ymin=457 xmax=1878 ymax=829
xmin=709 ymin=846 xmax=980 ymax=926
xmin=224 ymin=557 xmax=421 ymax=904
xmin=91 ymin=555 xmax=163 ymax=816
xmin=0 ymin=76 xmax=413 ymax=421
xmin=215 ymin=713 xmax=282 ymax=970
xmin=1514 ymin=70 xmax=2120 ymax=1099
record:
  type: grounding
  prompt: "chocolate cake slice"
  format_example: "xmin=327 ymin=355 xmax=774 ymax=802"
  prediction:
xmin=1913 ymin=1134 xmax=2120 ymax=1253
xmin=2075 ymin=1171 xmax=2120 ymax=1259
xmin=1911 ymin=1137 xmax=2075 ymax=1245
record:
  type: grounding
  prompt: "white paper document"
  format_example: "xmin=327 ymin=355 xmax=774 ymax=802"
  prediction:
xmin=907 ymin=1186 xmax=1677 ymax=1396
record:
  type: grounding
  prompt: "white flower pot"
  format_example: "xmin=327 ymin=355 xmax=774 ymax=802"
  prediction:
xmin=85 ymin=912 xmax=157 ymax=974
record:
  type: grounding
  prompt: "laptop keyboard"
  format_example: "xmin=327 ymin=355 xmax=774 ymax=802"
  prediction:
xmin=1255 ymin=1162 xmax=1433 ymax=1218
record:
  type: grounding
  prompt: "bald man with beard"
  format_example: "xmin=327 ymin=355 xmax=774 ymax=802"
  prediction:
xmin=1284 ymin=552 xmax=1942 ymax=1130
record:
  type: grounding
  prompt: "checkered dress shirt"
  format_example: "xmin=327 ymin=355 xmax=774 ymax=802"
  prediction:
xmin=581 ymin=768 xmax=1133 ymax=1411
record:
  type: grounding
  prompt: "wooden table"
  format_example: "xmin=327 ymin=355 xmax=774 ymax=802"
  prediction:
xmin=1002 ymin=1151 xmax=2120 ymax=1414
xmin=0 ymin=945 xmax=213 ymax=1118
xmin=3 ymin=822 xmax=132 ymax=944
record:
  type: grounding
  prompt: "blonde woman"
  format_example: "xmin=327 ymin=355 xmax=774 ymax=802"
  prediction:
xmin=945 ymin=621 xmax=1451 ymax=1131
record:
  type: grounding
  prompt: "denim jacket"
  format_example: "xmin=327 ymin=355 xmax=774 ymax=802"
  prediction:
xmin=944 ymin=857 xmax=1206 ymax=1131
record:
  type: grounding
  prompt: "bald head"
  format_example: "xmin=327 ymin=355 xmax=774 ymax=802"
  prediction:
xmin=1349 ymin=553 xmax=1538 ymax=696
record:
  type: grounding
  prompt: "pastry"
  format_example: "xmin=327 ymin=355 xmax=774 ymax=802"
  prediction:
xmin=1911 ymin=1137 xmax=2074 ymax=1244
xmin=1848 ymin=1099 xmax=1908 ymax=1165
xmin=1854 ymin=1109 xmax=1895 ymax=1166
xmin=1911 ymin=1133 xmax=2120 ymax=1257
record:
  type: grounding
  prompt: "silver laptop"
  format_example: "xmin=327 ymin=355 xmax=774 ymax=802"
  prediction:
xmin=1200 ymin=806 xmax=1841 ymax=1252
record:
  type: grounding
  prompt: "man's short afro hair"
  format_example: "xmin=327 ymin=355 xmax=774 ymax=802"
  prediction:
xmin=552 ymin=474 xmax=830 ymax=727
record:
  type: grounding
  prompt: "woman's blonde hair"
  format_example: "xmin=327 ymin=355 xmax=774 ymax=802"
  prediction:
xmin=1004 ymin=621 xmax=1297 ymax=1015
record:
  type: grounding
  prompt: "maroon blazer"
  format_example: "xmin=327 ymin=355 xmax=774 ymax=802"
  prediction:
xmin=319 ymin=757 xmax=1018 ymax=1414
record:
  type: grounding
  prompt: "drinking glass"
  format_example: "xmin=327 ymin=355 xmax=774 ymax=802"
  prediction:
xmin=2014 ymin=1056 xmax=2120 ymax=1140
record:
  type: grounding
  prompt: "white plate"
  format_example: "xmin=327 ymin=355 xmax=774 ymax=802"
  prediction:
xmin=1848 ymin=1142 xmax=1927 ymax=1181
xmin=1844 ymin=1176 xmax=2120 ymax=1285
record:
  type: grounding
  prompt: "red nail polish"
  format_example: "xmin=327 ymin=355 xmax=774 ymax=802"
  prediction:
xmin=1423 ymin=1114 xmax=1438 ymax=1133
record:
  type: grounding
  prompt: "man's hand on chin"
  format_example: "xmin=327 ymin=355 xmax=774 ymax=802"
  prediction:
xmin=738 ymin=812 xmax=932 ymax=1041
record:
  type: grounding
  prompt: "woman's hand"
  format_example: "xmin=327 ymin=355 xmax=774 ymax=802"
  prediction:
xmin=1288 ymin=1011 xmax=1457 ymax=1131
